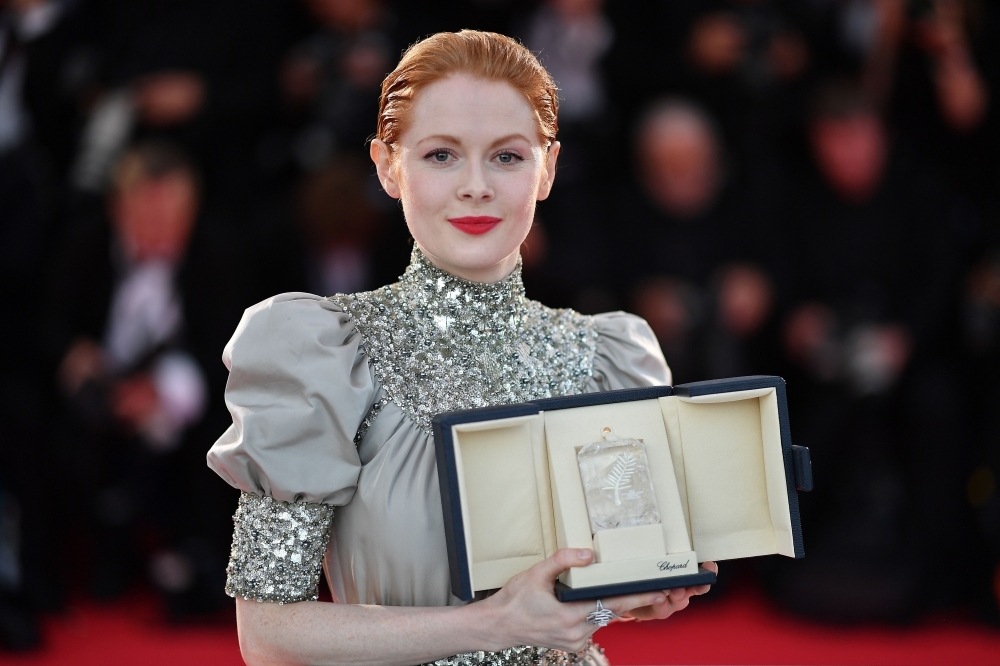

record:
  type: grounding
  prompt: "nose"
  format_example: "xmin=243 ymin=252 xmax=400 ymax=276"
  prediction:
xmin=456 ymin=160 xmax=494 ymax=202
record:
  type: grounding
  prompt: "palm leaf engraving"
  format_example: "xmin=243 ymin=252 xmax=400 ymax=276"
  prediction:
xmin=602 ymin=453 xmax=637 ymax=505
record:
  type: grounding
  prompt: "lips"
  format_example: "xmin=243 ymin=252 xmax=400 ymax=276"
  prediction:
xmin=448 ymin=216 xmax=502 ymax=235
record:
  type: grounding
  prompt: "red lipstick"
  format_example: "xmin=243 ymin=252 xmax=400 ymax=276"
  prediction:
xmin=448 ymin=216 xmax=502 ymax=235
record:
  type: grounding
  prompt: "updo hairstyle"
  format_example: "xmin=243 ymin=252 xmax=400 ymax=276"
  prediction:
xmin=376 ymin=30 xmax=559 ymax=156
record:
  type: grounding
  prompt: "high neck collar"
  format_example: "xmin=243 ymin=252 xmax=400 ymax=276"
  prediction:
xmin=331 ymin=244 xmax=597 ymax=433
xmin=398 ymin=245 xmax=525 ymax=308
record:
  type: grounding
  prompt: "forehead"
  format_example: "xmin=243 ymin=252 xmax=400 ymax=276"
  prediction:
xmin=646 ymin=116 xmax=714 ymax=150
xmin=120 ymin=170 xmax=195 ymax=194
xmin=402 ymin=74 xmax=542 ymax=145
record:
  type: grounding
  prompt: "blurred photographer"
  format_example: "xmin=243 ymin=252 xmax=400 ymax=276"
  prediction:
xmin=46 ymin=141 xmax=242 ymax=617
xmin=623 ymin=98 xmax=779 ymax=383
xmin=768 ymin=80 xmax=969 ymax=621
xmin=280 ymin=0 xmax=396 ymax=169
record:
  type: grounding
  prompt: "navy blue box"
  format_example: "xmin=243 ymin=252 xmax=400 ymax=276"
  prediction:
xmin=433 ymin=376 xmax=811 ymax=602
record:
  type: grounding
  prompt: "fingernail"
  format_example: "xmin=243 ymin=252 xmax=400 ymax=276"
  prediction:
xmin=654 ymin=595 xmax=666 ymax=604
xmin=577 ymin=549 xmax=591 ymax=560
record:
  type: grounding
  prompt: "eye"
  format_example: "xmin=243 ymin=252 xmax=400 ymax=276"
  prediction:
xmin=424 ymin=149 xmax=454 ymax=163
xmin=495 ymin=151 xmax=523 ymax=165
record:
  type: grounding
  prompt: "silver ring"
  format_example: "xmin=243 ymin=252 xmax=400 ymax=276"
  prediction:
xmin=585 ymin=599 xmax=616 ymax=627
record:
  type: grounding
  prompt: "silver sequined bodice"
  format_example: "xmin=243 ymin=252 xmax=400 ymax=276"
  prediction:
xmin=222 ymin=248 xmax=611 ymax=666
xmin=330 ymin=247 xmax=598 ymax=437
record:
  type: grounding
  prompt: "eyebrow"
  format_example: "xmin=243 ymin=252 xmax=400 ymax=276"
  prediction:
xmin=417 ymin=133 xmax=535 ymax=148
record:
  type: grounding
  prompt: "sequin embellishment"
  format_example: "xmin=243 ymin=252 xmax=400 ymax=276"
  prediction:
xmin=225 ymin=492 xmax=334 ymax=604
xmin=419 ymin=642 xmax=606 ymax=666
xmin=330 ymin=247 xmax=598 ymax=433
xmin=332 ymin=249 xmax=601 ymax=664
xmin=354 ymin=391 xmax=390 ymax=444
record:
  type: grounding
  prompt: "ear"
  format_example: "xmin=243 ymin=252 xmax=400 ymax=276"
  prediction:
xmin=370 ymin=139 xmax=401 ymax=199
xmin=535 ymin=141 xmax=560 ymax=201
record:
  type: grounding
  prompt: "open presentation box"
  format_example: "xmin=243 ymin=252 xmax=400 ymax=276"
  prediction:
xmin=432 ymin=376 xmax=813 ymax=602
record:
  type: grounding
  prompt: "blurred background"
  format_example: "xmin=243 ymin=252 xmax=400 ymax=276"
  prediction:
xmin=0 ymin=0 xmax=999 ymax=661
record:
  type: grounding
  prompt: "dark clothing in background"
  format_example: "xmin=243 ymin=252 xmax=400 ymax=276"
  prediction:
xmin=13 ymin=0 xmax=92 ymax=186
xmin=896 ymin=8 xmax=1000 ymax=214
xmin=617 ymin=185 xmax=744 ymax=288
xmin=0 ymin=1 xmax=94 ymax=624
xmin=785 ymin=150 xmax=959 ymax=354
xmin=42 ymin=213 xmax=246 ymax=612
xmin=0 ymin=145 xmax=58 ymax=625
xmin=86 ymin=0 xmax=297 ymax=203
xmin=768 ymin=147 xmax=971 ymax=621
xmin=45 ymin=212 xmax=246 ymax=389
xmin=611 ymin=180 xmax=783 ymax=383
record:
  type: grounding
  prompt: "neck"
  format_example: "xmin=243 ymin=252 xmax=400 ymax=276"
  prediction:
xmin=401 ymin=246 xmax=525 ymax=305
xmin=416 ymin=245 xmax=520 ymax=284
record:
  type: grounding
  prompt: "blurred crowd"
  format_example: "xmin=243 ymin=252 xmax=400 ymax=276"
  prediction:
xmin=1 ymin=0 xmax=999 ymax=651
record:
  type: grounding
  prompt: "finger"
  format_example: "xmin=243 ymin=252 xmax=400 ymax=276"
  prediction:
xmin=532 ymin=548 xmax=593 ymax=583
xmin=667 ymin=594 xmax=690 ymax=613
xmin=600 ymin=590 xmax=667 ymax=617
xmin=689 ymin=561 xmax=718 ymax=596
xmin=622 ymin=606 xmax=656 ymax=621
xmin=625 ymin=597 xmax=674 ymax=622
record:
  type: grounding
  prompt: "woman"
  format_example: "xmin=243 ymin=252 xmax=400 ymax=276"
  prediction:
xmin=208 ymin=30 xmax=717 ymax=666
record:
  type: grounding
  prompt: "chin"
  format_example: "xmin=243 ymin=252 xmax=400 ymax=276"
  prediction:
xmin=421 ymin=237 xmax=522 ymax=280
xmin=449 ymin=247 xmax=514 ymax=270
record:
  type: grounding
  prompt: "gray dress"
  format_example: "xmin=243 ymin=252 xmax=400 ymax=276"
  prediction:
xmin=207 ymin=247 xmax=671 ymax=665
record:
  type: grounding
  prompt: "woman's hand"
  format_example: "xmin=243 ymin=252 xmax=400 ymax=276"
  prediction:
xmin=622 ymin=561 xmax=718 ymax=621
xmin=482 ymin=549 xmax=669 ymax=653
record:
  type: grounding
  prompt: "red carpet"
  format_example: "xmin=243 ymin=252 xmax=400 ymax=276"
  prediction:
xmin=5 ymin=587 xmax=1000 ymax=665
xmin=3 ymin=595 xmax=244 ymax=666
xmin=599 ymin=589 xmax=1000 ymax=665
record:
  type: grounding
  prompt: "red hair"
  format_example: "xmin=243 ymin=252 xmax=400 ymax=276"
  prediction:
xmin=377 ymin=30 xmax=559 ymax=153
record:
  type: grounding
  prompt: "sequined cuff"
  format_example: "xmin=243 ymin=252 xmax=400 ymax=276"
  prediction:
xmin=225 ymin=492 xmax=334 ymax=604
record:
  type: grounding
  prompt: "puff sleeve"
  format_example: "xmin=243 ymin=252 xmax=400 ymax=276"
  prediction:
xmin=206 ymin=293 xmax=375 ymax=604
xmin=589 ymin=312 xmax=672 ymax=390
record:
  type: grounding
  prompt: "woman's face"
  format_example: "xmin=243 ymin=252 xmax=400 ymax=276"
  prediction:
xmin=371 ymin=74 xmax=559 ymax=282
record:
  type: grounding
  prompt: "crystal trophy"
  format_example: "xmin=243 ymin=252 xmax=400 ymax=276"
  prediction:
xmin=577 ymin=428 xmax=661 ymax=533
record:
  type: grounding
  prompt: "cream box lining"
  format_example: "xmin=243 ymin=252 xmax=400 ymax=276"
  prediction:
xmin=450 ymin=388 xmax=794 ymax=593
